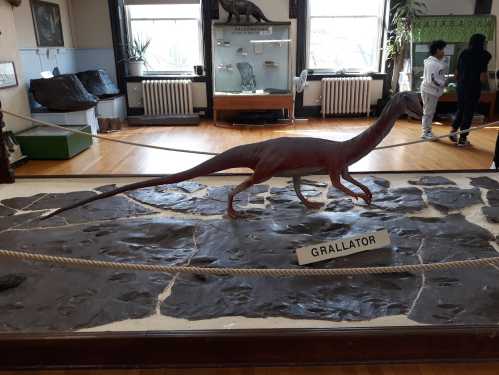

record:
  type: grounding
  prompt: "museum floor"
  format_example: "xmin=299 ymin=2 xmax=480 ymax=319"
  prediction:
xmin=15 ymin=118 xmax=498 ymax=176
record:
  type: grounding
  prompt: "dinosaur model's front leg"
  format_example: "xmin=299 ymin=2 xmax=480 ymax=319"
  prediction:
xmin=227 ymin=12 xmax=233 ymax=23
xmin=330 ymin=173 xmax=370 ymax=205
xmin=341 ymin=169 xmax=372 ymax=205
xmin=293 ymin=176 xmax=324 ymax=209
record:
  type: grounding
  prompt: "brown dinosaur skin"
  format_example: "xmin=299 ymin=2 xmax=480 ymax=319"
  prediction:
xmin=219 ymin=0 xmax=271 ymax=23
xmin=43 ymin=92 xmax=423 ymax=220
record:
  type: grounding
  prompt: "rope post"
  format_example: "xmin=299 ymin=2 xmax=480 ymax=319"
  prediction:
xmin=0 ymin=100 xmax=15 ymax=184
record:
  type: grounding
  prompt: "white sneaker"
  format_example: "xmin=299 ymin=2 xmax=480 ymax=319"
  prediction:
xmin=421 ymin=132 xmax=436 ymax=141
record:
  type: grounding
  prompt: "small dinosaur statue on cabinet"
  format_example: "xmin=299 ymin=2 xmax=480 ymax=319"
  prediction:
xmin=43 ymin=92 xmax=423 ymax=220
xmin=219 ymin=0 xmax=271 ymax=23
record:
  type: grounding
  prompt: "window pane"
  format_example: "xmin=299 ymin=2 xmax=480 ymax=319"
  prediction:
xmin=130 ymin=19 xmax=201 ymax=72
xmin=128 ymin=4 xmax=200 ymax=19
xmin=127 ymin=3 xmax=202 ymax=73
xmin=309 ymin=0 xmax=384 ymax=17
xmin=309 ymin=17 xmax=380 ymax=71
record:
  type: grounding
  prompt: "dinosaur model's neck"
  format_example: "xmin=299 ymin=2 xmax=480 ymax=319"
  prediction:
xmin=343 ymin=97 xmax=404 ymax=166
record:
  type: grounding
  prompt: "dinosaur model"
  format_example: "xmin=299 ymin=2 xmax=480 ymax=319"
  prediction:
xmin=219 ymin=0 xmax=271 ymax=23
xmin=43 ymin=92 xmax=423 ymax=220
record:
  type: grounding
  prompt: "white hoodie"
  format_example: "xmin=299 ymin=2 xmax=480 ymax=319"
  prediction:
xmin=421 ymin=56 xmax=448 ymax=97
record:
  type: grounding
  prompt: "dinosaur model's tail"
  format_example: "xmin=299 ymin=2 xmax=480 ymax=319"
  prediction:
xmin=42 ymin=147 xmax=252 ymax=220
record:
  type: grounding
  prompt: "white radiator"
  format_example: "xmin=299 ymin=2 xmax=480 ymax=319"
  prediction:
xmin=142 ymin=80 xmax=194 ymax=116
xmin=321 ymin=77 xmax=372 ymax=118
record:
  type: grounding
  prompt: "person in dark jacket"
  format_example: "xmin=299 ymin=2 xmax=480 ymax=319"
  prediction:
xmin=451 ymin=33 xmax=492 ymax=147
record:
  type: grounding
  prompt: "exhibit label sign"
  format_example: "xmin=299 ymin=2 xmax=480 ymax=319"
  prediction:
xmin=296 ymin=230 xmax=391 ymax=266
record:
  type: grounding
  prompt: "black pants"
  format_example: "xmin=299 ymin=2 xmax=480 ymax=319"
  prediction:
xmin=452 ymin=87 xmax=481 ymax=139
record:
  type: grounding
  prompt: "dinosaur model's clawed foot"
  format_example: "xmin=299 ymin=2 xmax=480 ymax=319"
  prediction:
xmin=354 ymin=193 xmax=372 ymax=206
xmin=304 ymin=201 xmax=325 ymax=210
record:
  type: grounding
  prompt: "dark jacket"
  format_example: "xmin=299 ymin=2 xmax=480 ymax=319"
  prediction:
xmin=456 ymin=48 xmax=492 ymax=92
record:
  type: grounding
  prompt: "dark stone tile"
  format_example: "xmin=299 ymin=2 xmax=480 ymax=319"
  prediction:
xmin=425 ymin=187 xmax=483 ymax=212
xmin=1 ymin=194 xmax=45 ymax=210
xmin=328 ymin=176 xmax=390 ymax=199
xmin=487 ymin=190 xmax=499 ymax=207
xmin=161 ymin=212 xmax=421 ymax=322
xmin=483 ymin=207 xmax=499 ymax=223
xmin=409 ymin=176 xmax=456 ymax=186
xmin=399 ymin=214 xmax=499 ymax=325
xmin=0 ymin=274 xmax=26 ymax=292
xmin=287 ymin=179 xmax=328 ymax=188
xmin=0 ymin=217 xmax=197 ymax=332
xmin=27 ymin=191 xmax=97 ymax=210
xmin=170 ymin=181 xmax=207 ymax=193
xmin=325 ymin=199 xmax=355 ymax=212
xmin=0 ymin=204 xmax=15 ymax=217
xmin=128 ymin=185 xmax=268 ymax=216
xmin=268 ymin=186 xmax=322 ymax=207
xmin=127 ymin=188 xmax=188 ymax=209
xmin=0 ymin=212 xmax=43 ymax=231
xmin=409 ymin=268 xmax=499 ymax=324
xmin=95 ymin=184 xmax=117 ymax=193
xmin=371 ymin=187 xmax=426 ymax=213
xmin=470 ymin=177 xmax=499 ymax=190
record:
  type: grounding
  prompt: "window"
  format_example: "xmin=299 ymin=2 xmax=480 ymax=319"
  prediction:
xmin=126 ymin=2 xmax=203 ymax=74
xmin=308 ymin=0 xmax=386 ymax=73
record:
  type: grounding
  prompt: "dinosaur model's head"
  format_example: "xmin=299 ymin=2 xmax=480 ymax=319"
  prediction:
xmin=393 ymin=91 xmax=423 ymax=118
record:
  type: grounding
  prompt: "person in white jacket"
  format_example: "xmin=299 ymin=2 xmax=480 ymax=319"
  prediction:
xmin=421 ymin=40 xmax=448 ymax=140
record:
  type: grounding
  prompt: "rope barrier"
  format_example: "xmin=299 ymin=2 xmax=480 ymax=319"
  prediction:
xmin=1 ymin=108 xmax=497 ymax=156
xmin=0 ymin=109 xmax=218 ymax=156
xmin=1 ymin=109 xmax=498 ymax=277
xmin=1 ymin=249 xmax=499 ymax=278
xmin=376 ymin=122 xmax=498 ymax=150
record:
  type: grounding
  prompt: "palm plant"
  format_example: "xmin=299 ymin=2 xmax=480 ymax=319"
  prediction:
xmin=387 ymin=0 xmax=427 ymax=93
xmin=126 ymin=36 xmax=151 ymax=63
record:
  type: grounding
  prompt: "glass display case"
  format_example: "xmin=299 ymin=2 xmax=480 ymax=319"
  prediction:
xmin=212 ymin=22 xmax=292 ymax=94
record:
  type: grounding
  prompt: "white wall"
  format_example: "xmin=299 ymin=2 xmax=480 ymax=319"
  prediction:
xmin=0 ymin=1 xmax=31 ymax=133
xmin=71 ymin=0 xmax=113 ymax=49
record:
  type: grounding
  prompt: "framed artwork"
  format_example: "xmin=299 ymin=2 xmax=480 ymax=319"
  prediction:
xmin=30 ymin=0 xmax=64 ymax=47
xmin=0 ymin=62 xmax=18 ymax=89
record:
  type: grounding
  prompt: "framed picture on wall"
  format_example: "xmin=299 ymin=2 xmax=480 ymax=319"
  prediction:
xmin=0 ymin=62 xmax=18 ymax=89
xmin=30 ymin=0 xmax=64 ymax=47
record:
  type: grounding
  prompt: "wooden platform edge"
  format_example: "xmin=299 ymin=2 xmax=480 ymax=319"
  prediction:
xmin=1 ymin=326 xmax=499 ymax=369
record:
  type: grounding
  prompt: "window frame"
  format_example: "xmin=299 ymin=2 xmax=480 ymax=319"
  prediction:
xmin=125 ymin=3 xmax=204 ymax=75
xmin=306 ymin=0 xmax=388 ymax=74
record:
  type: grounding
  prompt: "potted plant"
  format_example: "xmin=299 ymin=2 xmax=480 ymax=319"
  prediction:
xmin=387 ymin=0 xmax=427 ymax=93
xmin=126 ymin=36 xmax=151 ymax=77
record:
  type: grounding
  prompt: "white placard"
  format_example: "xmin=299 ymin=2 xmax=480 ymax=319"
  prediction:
xmin=296 ymin=230 xmax=391 ymax=266
xmin=444 ymin=44 xmax=455 ymax=55
xmin=415 ymin=44 xmax=429 ymax=53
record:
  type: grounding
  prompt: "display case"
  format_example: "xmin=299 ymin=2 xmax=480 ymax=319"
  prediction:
xmin=212 ymin=22 xmax=293 ymax=125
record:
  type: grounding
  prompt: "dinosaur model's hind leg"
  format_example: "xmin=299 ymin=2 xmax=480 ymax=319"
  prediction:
xmin=227 ymin=177 xmax=253 ymax=219
xmin=330 ymin=173 xmax=370 ymax=205
xmin=341 ymin=169 xmax=372 ymax=205
xmin=293 ymin=176 xmax=324 ymax=209
xmin=227 ymin=12 xmax=233 ymax=23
